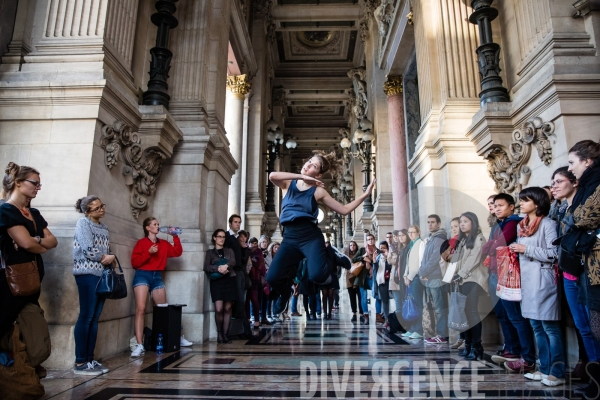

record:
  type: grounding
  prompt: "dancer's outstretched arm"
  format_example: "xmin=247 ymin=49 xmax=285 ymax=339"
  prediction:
xmin=316 ymin=179 xmax=376 ymax=216
xmin=269 ymin=172 xmax=324 ymax=190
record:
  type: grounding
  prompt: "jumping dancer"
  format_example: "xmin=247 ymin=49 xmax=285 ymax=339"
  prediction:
xmin=266 ymin=150 xmax=376 ymax=315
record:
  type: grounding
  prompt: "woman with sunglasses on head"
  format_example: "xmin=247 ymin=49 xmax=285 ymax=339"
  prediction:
xmin=130 ymin=217 xmax=183 ymax=356
xmin=0 ymin=163 xmax=57 ymax=372
xmin=266 ymin=150 xmax=376 ymax=316
xmin=204 ymin=229 xmax=237 ymax=343
xmin=72 ymin=196 xmax=112 ymax=375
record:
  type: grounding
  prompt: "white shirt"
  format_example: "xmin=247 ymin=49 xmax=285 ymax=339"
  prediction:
xmin=228 ymin=228 xmax=238 ymax=238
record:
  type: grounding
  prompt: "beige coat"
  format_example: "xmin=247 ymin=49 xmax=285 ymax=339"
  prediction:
xmin=452 ymin=233 xmax=489 ymax=293
xmin=404 ymin=238 xmax=424 ymax=281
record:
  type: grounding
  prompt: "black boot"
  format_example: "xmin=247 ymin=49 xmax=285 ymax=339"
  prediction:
xmin=458 ymin=344 xmax=471 ymax=358
xmin=575 ymin=362 xmax=600 ymax=400
xmin=464 ymin=345 xmax=484 ymax=361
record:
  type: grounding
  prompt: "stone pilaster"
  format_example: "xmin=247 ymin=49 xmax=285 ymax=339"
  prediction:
xmin=226 ymin=75 xmax=251 ymax=217
xmin=383 ymin=75 xmax=410 ymax=229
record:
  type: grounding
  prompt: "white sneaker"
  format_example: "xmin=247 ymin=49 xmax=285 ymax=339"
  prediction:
xmin=524 ymin=371 xmax=548 ymax=381
xmin=401 ymin=331 xmax=413 ymax=337
xmin=131 ymin=343 xmax=145 ymax=357
xmin=180 ymin=335 xmax=193 ymax=347
xmin=409 ymin=332 xmax=423 ymax=339
xmin=90 ymin=360 xmax=109 ymax=373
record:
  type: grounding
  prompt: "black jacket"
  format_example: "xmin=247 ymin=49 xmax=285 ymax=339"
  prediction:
xmin=225 ymin=231 xmax=242 ymax=269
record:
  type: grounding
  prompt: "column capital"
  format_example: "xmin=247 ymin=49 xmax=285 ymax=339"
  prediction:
xmin=383 ymin=75 xmax=403 ymax=97
xmin=226 ymin=74 xmax=251 ymax=96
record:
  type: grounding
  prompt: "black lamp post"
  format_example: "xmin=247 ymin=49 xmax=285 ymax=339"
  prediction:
xmin=340 ymin=118 xmax=374 ymax=213
xmin=142 ymin=0 xmax=179 ymax=109
xmin=468 ymin=0 xmax=510 ymax=105
xmin=265 ymin=118 xmax=296 ymax=212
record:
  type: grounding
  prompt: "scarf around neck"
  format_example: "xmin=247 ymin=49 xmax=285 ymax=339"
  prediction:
xmin=571 ymin=164 xmax=600 ymax=211
xmin=518 ymin=215 xmax=543 ymax=238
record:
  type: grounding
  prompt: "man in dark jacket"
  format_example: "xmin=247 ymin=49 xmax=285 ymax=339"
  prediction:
xmin=419 ymin=214 xmax=449 ymax=343
xmin=225 ymin=214 xmax=252 ymax=338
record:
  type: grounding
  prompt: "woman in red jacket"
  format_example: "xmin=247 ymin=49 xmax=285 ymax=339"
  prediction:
xmin=130 ymin=217 xmax=183 ymax=357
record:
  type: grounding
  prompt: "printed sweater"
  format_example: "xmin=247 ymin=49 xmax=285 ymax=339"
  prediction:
xmin=73 ymin=217 xmax=111 ymax=277
xmin=131 ymin=236 xmax=182 ymax=271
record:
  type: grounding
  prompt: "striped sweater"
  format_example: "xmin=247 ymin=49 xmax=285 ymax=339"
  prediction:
xmin=73 ymin=217 xmax=111 ymax=276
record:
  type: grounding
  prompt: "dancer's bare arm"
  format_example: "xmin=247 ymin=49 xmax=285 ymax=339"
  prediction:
xmin=316 ymin=179 xmax=376 ymax=216
xmin=269 ymin=172 xmax=325 ymax=191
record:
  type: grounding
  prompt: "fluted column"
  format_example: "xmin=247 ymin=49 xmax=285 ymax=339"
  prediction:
xmin=384 ymin=76 xmax=410 ymax=229
xmin=226 ymin=74 xmax=251 ymax=217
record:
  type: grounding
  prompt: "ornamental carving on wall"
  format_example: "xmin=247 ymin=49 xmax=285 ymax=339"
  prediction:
xmin=484 ymin=117 xmax=556 ymax=198
xmin=100 ymin=121 xmax=167 ymax=219
xmin=347 ymin=67 xmax=368 ymax=122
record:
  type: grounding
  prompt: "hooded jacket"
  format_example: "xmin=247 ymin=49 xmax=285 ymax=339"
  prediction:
xmin=418 ymin=228 xmax=448 ymax=280
xmin=482 ymin=214 xmax=523 ymax=273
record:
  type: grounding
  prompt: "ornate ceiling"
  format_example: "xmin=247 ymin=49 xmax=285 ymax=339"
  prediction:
xmin=267 ymin=0 xmax=365 ymax=169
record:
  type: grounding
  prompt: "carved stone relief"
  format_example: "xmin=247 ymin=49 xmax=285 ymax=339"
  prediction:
xmin=347 ymin=67 xmax=368 ymax=122
xmin=253 ymin=0 xmax=275 ymax=43
xmin=100 ymin=121 xmax=168 ymax=219
xmin=359 ymin=0 xmax=381 ymax=43
xmin=484 ymin=117 xmax=556 ymax=199
xmin=374 ymin=0 xmax=396 ymax=59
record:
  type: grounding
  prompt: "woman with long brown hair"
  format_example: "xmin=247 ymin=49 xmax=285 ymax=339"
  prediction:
xmin=267 ymin=150 xmax=376 ymax=316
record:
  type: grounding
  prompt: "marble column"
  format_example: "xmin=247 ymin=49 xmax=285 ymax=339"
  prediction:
xmin=226 ymin=74 xmax=251 ymax=217
xmin=384 ymin=75 xmax=410 ymax=229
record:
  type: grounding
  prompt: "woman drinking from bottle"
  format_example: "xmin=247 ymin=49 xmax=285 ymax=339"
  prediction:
xmin=130 ymin=217 xmax=183 ymax=357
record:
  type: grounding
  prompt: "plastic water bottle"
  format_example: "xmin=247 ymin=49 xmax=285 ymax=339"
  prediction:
xmin=159 ymin=226 xmax=182 ymax=235
xmin=156 ymin=334 xmax=163 ymax=355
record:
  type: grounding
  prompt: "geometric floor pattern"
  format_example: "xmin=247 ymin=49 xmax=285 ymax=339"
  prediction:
xmin=40 ymin=300 xmax=586 ymax=399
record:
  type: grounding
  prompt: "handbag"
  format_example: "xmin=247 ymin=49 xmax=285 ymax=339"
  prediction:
xmin=348 ymin=261 xmax=364 ymax=278
xmin=3 ymin=218 xmax=41 ymax=297
xmin=447 ymin=282 xmax=469 ymax=331
xmin=96 ymin=256 xmax=128 ymax=300
xmin=553 ymin=234 xmax=585 ymax=277
xmin=422 ymin=293 xmax=436 ymax=338
xmin=209 ymin=251 xmax=229 ymax=281
xmin=401 ymin=286 xmax=419 ymax=322
xmin=495 ymin=246 xmax=522 ymax=301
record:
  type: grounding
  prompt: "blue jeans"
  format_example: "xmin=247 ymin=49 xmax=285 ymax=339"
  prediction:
xmin=489 ymin=273 xmax=520 ymax=354
xmin=291 ymin=295 xmax=299 ymax=313
xmin=360 ymin=275 xmax=373 ymax=314
xmin=391 ymin=290 xmax=402 ymax=313
xmin=564 ymin=278 xmax=600 ymax=361
xmin=502 ymin=299 xmax=535 ymax=363
xmin=74 ymin=274 xmax=106 ymax=364
xmin=426 ymin=284 xmax=448 ymax=337
xmin=409 ymin=278 xmax=424 ymax=334
xmin=530 ymin=319 xmax=565 ymax=378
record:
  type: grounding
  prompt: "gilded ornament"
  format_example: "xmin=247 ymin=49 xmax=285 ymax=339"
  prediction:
xmin=383 ymin=75 xmax=403 ymax=96
xmin=226 ymin=74 xmax=251 ymax=96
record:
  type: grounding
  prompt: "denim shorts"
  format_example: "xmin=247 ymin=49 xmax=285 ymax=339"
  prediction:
xmin=133 ymin=270 xmax=165 ymax=292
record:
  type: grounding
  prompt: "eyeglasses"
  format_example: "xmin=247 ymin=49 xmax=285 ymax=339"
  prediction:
xmin=551 ymin=179 xmax=566 ymax=187
xmin=24 ymin=179 xmax=42 ymax=188
xmin=88 ymin=204 xmax=106 ymax=213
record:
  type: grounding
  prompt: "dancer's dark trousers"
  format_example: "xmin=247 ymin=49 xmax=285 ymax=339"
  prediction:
xmin=266 ymin=220 xmax=331 ymax=294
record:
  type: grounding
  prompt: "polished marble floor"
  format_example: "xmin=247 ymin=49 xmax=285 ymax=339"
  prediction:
xmin=40 ymin=299 xmax=587 ymax=399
